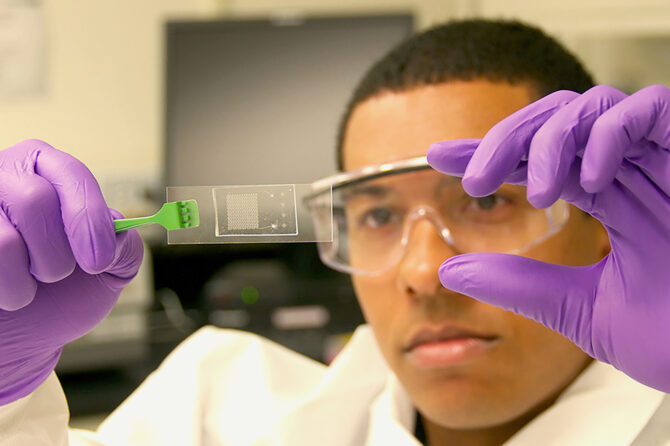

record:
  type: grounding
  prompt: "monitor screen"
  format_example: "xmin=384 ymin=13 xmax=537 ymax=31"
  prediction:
xmin=165 ymin=15 xmax=413 ymax=187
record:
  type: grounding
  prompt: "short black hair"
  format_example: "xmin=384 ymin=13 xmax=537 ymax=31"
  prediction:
xmin=336 ymin=19 xmax=595 ymax=169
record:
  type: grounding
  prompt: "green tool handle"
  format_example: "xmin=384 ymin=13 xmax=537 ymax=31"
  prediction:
xmin=114 ymin=216 xmax=159 ymax=233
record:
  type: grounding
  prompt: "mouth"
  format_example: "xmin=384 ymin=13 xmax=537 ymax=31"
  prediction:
xmin=403 ymin=324 xmax=500 ymax=369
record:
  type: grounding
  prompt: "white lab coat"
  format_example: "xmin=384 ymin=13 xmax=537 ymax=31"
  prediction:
xmin=0 ymin=324 xmax=668 ymax=446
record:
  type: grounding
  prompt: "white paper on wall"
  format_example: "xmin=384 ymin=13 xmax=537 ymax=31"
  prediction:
xmin=0 ymin=0 xmax=44 ymax=99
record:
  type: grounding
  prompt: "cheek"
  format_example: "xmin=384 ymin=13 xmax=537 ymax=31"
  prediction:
xmin=501 ymin=308 xmax=591 ymax=394
xmin=352 ymin=275 xmax=391 ymax=327
xmin=505 ymin=310 xmax=583 ymax=361
xmin=351 ymin=274 xmax=405 ymax=357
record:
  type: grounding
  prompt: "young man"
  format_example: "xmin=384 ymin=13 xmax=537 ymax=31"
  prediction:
xmin=1 ymin=19 xmax=669 ymax=446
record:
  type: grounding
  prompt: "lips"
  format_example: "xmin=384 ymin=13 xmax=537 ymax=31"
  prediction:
xmin=403 ymin=324 xmax=500 ymax=368
xmin=403 ymin=325 xmax=498 ymax=352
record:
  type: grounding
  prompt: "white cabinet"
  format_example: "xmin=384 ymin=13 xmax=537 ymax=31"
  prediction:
xmin=477 ymin=0 xmax=670 ymax=36
xmin=469 ymin=0 xmax=670 ymax=90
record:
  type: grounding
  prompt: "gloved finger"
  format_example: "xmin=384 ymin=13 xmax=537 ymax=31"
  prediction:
xmin=581 ymin=85 xmax=670 ymax=193
xmin=526 ymin=86 xmax=627 ymax=208
xmin=438 ymin=252 xmax=604 ymax=358
xmin=104 ymin=209 xmax=144 ymax=284
xmin=0 ymin=209 xmax=36 ymax=310
xmin=427 ymin=139 xmax=480 ymax=176
xmin=0 ymin=172 xmax=76 ymax=283
xmin=606 ymin=159 xmax=670 ymax=233
xmin=554 ymin=156 xmax=669 ymax=246
xmin=625 ymin=141 xmax=670 ymax=198
xmin=427 ymin=139 xmax=528 ymax=185
xmin=23 ymin=140 xmax=116 ymax=274
xmin=461 ymin=90 xmax=579 ymax=197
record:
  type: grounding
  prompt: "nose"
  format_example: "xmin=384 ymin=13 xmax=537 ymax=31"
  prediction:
xmin=396 ymin=218 xmax=458 ymax=299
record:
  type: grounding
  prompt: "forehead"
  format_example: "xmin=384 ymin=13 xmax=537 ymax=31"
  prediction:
xmin=342 ymin=79 xmax=533 ymax=170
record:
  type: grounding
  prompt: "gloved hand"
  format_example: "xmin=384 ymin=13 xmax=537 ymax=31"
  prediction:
xmin=427 ymin=85 xmax=670 ymax=392
xmin=0 ymin=139 xmax=143 ymax=405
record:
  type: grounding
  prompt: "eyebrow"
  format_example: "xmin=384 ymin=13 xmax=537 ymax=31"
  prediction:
xmin=341 ymin=184 xmax=391 ymax=202
xmin=340 ymin=176 xmax=463 ymax=201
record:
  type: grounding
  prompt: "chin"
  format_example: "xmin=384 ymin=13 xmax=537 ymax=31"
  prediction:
xmin=406 ymin=372 xmax=534 ymax=430
xmin=417 ymin=395 xmax=534 ymax=431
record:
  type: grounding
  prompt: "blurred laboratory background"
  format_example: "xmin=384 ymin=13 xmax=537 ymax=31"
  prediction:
xmin=1 ymin=0 xmax=670 ymax=428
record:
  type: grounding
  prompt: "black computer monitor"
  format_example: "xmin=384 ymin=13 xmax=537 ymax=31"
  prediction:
xmin=164 ymin=14 xmax=413 ymax=187
xmin=159 ymin=15 xmax=413 ymax=362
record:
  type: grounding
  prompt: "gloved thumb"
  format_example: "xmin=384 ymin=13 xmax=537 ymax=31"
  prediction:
xmin=104 ymin=208 xmax=144 ymax=285
xmin=439 ymin=253 xmax=604 ymax=357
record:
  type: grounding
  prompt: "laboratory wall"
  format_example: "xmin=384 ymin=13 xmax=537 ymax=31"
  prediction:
xmin=0 ymin=0 xmax=461 ymax=196
xmin=0 ymin=0 xmax=219 ymax=188
xmin=3 ymin=0 xmax=670 ymax=191
xmin=222 ymin=0 xmax=670 ymax=92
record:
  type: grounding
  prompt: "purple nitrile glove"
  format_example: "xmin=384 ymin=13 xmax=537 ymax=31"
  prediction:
xmin=0 ymin=139 xmax=144 ymax=405
xmin=427 ymin=85 xmax=670 ymax=393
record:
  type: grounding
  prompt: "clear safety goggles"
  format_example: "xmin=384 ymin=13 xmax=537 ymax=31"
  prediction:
xmin=305 ymin=156 xmax=569 ymax=276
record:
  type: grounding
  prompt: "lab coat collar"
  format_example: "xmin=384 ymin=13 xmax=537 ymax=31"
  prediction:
xmin=502 ymin=360 xmax=665 ymax=445
xmin=271 ymin=325 xmax=390 ymax=446
xmin=364 ymin=372 xmax=421 ymax=445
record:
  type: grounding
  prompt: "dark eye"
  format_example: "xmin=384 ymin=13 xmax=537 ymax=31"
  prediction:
xmin=461 ymin=194 xmax=511 ymax=218
xmin=474 ymin=195 xmax=501 ymax=211
xmin=361 ymin=207 xmax=397 ymax=228
xmin=458 ymin=193 xmax=515 ymax=224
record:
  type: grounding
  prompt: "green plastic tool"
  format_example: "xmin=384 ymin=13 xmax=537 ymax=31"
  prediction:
xmin=114 ymin=200 xmax=200 ymax=233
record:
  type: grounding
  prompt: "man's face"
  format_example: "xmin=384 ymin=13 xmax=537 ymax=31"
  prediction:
xmin=342 ymin=80 xmax=608 ymax=429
